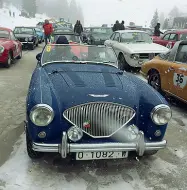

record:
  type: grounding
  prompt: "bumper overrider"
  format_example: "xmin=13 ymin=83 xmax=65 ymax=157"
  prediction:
xmin=30 ymin=130 xmax=167 ymax=158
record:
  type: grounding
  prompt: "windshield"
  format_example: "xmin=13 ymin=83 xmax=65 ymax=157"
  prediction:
xmin=52 ymin=34 xmax=80 ymax=43
xmin=180 ymin=33 xmax=187 ymax=40
xmin=0 ymin=30 xmax=9 ymax=38
xmin=120 ymin=32 xmax=152 ymax=43
xmin=41 ymin=44 xmax=117 ymax=67
xmin=14 ymin=27 xmax=34 ymax=35
xmin=54 ymin=28 xmax=73 ymax=33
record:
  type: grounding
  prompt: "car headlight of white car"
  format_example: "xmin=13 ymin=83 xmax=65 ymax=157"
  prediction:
xmin=0 ymin=45 xmax=4 ymax=53
xmin=67 ymin=126 xmax=83 ymax=142
xmin=151 ymin=104 xmax=172 ymax=125
xmin=28 ymin=37 xmax=33 ymax=41
xmin=131 ymin=54 xmax=140 ymax=60
xmin=30 ymin=104 xmax=54 ymax=126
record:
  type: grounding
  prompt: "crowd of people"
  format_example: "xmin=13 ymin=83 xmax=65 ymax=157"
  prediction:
xmin=112 ymin=20 xmax=125 ymax=31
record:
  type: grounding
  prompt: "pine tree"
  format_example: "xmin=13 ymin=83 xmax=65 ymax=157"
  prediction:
xmin=163 ymin=18 xmax=169 ymax=29
xmin=69 ymin=0 xmax=78 ymax=24
xmin=0 ymin=0 xmax=3 ymax=8
xmin=22 ymin=0 xmax=37 ymax=17
xmin=150 ymin=9 xmax=159 ymax=28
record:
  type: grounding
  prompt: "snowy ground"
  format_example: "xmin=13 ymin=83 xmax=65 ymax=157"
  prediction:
xmin=0 ymin=4 xmax=49 ymax=29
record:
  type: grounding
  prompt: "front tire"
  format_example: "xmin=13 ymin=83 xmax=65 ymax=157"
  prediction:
xmin=118 ymin=54 xmax=131 ymax=71
xmin=26 ymin=129 xmax=44 ymax=159
xmin=148 ymin=70 xmax=163 ymax=93
xmin=30 ymin=44 xmax=35 ymax=50
xmin=5 ymin=52 xmax=13 ymax=68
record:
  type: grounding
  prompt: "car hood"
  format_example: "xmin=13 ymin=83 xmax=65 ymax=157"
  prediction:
xmin=0 ymin=38 xmax=10 ymax=45
xmin=42 ymin=64 xmax=140 ymax=111
xmin=121 ymin=43 xmax=169 ymax=53
xmin=14 ymin=34 xmax=34 ymax=38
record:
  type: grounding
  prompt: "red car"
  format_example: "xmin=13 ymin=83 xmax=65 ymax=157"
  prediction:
xmin=153 ymin=29 xmax=187 ymax=49
xmin=0 ymin=27 xmax=22 ymax=68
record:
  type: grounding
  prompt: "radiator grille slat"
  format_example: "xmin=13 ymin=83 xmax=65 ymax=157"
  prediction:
xmin=63 ymin=102 xmax=136 ymax=138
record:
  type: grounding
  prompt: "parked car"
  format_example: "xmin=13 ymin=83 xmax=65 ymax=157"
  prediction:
xmin=153 ymin=29 xmax=187 ymax=49
xmin=13 ymin=26 xmax=39 ymax=50
xmin=105 ymin=30 xmax=169 ymax=71
xmin=0 ymin=27 xmax=22 ymax=68
xmin=34 ymin=27 xmax=44 ymax=43
xmin=86 ymin=27 xmax=113 ymax=45
xmin=141 ymin=40 xmax=187 ymax=103
xmin=51 ymin=31 xmax=84 ymax=44
xmin=25 ymin=44 xmax=171 ymax=160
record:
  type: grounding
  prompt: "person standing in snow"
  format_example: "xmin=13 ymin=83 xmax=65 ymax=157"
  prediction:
xmin=74 ymin=20 xmax=83 ymax=35
xmin=112 ymin=20 xmax=121 ymax=32
xmin=120 ymin=20 xmax=125 ymax=30
xmin=43 ymin=19 xmax=53 ymax=45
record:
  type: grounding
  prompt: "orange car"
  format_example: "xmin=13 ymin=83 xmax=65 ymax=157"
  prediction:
xmin=141 ymin=40 xmax=187 ymax=103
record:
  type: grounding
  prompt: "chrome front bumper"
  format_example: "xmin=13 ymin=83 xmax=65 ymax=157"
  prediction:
xmin=32 ymin=131 xmax=167 ymax=158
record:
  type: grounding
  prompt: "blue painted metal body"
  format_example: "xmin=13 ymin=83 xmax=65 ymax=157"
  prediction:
xmin=26 ymin=63 xmax=169 ymax=144
xmin=36 ymin=30 xmax=44 ymax=41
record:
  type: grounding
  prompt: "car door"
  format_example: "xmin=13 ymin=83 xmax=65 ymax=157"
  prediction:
xmin=110 ymin=32 xmax=120 ymax=48
xmin=105 ymin=33 xmax=115 ymax=47
xmin=159 ymin=33 xmax=171 ymax=46
xmin=10 ymin=31 xmax=20 ymax=57
xmin=168 ymin=44 xmax=187 ymax=101
xmin=165 ymin=33 xmax=178 ymax=49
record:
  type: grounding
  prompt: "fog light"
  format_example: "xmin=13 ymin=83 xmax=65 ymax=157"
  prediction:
xmin=154 ymin=130 xmax=161 ymax=137
xmin=38 ymin=131 xmax=46 ymax=138
xmin=67 ymin=126 xmax=83 ymax=142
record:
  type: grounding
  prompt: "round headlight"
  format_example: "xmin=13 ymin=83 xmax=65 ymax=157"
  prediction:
xmin=151 ymin=104 xmax=172 ymax=125
xmin=29 ymin=104 xmax=54 ymax=126
xmin=131 ymin=54 xmax=139 ymax=60
xmin=25 ymin=37 xmax=28 ymax=41
xmin=67 ymin=126 xmax=83 ymax=142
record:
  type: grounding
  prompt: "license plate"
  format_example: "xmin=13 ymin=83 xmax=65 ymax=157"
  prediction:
xmin=76 ymin=151 xmax=128 ymax=160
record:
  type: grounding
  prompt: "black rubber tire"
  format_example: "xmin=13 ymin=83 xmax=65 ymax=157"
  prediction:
xmin=118 ymin=54 xmax=131 ymax=71
xmin=5 ymin=52 xmax=12 ymax=68
xmin=26 ymin=129 xmax=44 ymax=159
xmin=17 ymin=48 xmax=22 ymax=59
xmin=148 ymin=70 xmax=163 ymax=93
xmin=30 ymin=44 xmax=35 ymax=50
xmin=36 ymin=41 xmax=39 ymax=47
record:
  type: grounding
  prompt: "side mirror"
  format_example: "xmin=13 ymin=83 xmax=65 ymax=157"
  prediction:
xmin=36 ymin=53 xmax=42 ymax=61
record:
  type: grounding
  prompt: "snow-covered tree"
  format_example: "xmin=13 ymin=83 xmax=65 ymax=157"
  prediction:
xmin=163 ymin=18 xmax=169 ymax=29
xmin=169 ymin=6 xmax=180 ymax=18
xmin=150 ymin=9 xmax=159 ymax=28
xmin=159 ymin=12 xmax=165 ymax=29
xmin=22 ymin=0 xmax=37 ymax=17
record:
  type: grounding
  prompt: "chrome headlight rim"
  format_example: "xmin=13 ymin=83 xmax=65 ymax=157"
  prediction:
xmin=0 ymin=45 xmax=5 ymax=53
xmin=67 ymin=126 xmax=83 ymax=142
xmin=29 ymin=104 xmax=54 ymax=127
xmin=151 ymin=104 xmax=172 ymax=126
xmin=131 ymin=53 xmax=140 ymax=60
xmin=28 ymin=37 xmax=33 ymax=41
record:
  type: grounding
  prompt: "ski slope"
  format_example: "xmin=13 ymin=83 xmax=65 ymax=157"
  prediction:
xmin=0 ymin=4 xmax=49 ymax=30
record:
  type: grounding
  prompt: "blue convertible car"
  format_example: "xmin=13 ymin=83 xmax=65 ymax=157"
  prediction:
xmin=25 ymin=44 xmax=172 ymax=160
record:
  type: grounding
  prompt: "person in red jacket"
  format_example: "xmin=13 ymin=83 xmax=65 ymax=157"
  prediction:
xmin=43 ymin=19 xmax=53 ymax=45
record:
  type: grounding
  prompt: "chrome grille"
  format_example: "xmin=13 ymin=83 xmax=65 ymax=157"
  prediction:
xmin=63 ymin=102 xmax=136 ymax=138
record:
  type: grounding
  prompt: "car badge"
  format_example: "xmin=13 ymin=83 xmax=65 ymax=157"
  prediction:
xmin=83 ymin=120 xmax=91 ymax=128
xmin=88 ymin=94 xmax=109 ymax=97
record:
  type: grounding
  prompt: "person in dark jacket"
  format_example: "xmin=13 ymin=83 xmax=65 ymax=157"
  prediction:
xmin=74 ymin=20 xmax=83 ymax=35
xmin=120 ymin=20 xmax=125 ymax=30
xmin=154 ymin=23 xmax=163 ymax=36
xmin=112 ymin=20 xmax=121 ymax=32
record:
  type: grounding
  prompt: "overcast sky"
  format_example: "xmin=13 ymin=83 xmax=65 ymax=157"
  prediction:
xmin=76 ymin=0 xmax=187 ymax=26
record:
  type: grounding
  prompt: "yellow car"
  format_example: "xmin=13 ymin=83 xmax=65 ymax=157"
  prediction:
xmin=141 ymin=41 xmax=187 ymax=103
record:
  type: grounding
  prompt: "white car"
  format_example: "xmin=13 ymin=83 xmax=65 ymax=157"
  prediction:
xmin=104 ymin=30 xmax=169 ymax=71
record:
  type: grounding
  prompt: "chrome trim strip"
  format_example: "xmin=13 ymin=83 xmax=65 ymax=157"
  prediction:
xmin=21 ymin=42 xmax=34 ymax=44
xmin=63 ymin=102 xmax=136 ymax=138
xmin=164 ymin=90 xmax=187 ymax=103
xmin=32 ymin=131 xmax=167 ymax=157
